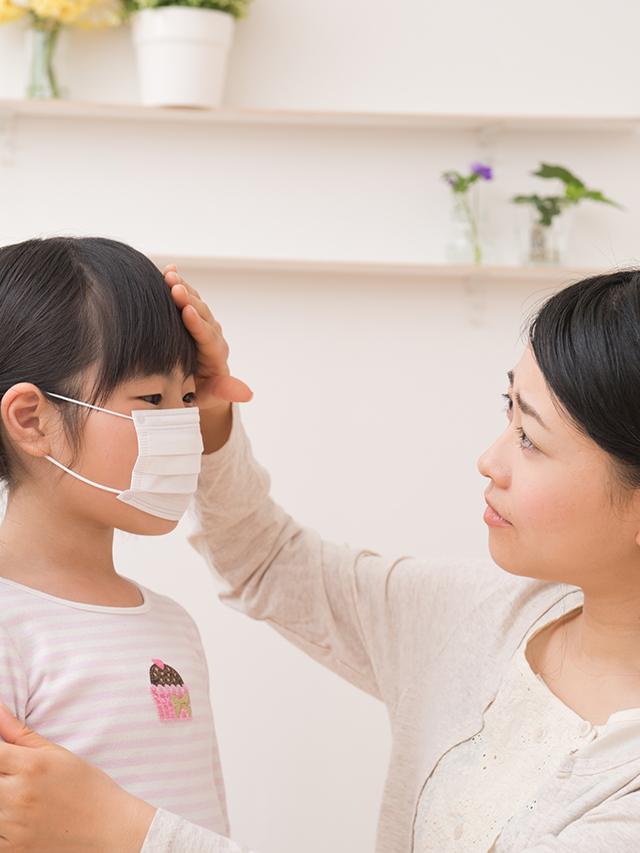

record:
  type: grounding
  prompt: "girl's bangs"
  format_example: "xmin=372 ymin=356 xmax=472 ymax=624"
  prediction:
xmin=73 ymin=240 xmax=198 ymax=402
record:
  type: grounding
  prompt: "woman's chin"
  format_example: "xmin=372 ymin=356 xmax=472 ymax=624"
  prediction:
xmin=487 ymin=535 xmax=529 ymax=578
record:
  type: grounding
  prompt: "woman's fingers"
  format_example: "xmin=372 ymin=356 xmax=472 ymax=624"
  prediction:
xmin=201 ymin=374 xmax=254 ymax=404
xmin=164 ymin=267 xmax=202 ymax=302
xmin=163 ymin=266 xmax=253 ymax=408
xmin=0 ymin=703 xmax=58 ymax=769
xmin=0 ymin=702 xmax=39 ymax=749
xmin=0 ymin=705 xmax=155 ymax=853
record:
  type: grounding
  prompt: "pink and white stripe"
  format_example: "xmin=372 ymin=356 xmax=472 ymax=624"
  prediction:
xmin=0 ymin=578 xmax=228 ymax=836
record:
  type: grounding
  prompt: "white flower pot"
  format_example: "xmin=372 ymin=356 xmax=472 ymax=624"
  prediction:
xmin=132 ymin=7 xmax=235 ymax=108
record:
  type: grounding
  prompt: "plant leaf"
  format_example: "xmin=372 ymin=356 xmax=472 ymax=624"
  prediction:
xmin=578 ymin=189 xmax=624 ymax=208
xmin=533 ymin=163 xmax=584 ymax=188
xmin=512 ymin=195 xmax=540 ymax=204
xmin=511 ymin=194 xmax=567 ymax=226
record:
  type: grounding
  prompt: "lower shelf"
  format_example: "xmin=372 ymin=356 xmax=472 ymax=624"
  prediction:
xmin=150 ymin=256 xmax=608 ymax=281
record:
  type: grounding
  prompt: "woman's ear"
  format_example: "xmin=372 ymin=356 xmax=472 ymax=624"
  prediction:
xmin=0 ymin=384 xmax=54 ymax=458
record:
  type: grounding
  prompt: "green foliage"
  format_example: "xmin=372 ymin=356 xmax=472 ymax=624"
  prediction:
xmin=532 ymin=164 xmax=581 ymax=185
xmin=512 ymin=194 xmax=565 ymax=228
xmin=125 ymin=0 xmax=251 ymax=18
xmin=442 ymin=170 xmax=483 ymax=194
xmin=512 ymin=163 xmax=622 ymax=227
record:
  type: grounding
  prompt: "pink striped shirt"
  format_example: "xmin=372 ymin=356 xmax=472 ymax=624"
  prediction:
xmin=0 ymin=577 xmax=228 ymax=835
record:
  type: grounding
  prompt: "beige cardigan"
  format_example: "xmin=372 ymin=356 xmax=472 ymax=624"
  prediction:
xmin=142 ymin=410 xmax=640 ymax=853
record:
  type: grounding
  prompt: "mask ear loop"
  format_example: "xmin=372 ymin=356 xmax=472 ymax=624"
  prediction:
xmin=44 ymin=456 xmax=122 ymax=494
xmin=43 ymin=392 xmax=134 ymax=494
xmin=45 ymin=392 xmax=133 ymax=420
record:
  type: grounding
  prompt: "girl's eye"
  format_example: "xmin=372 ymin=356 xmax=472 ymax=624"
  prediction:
xmin=182 ymin=392 xmax=196 ymax=405
xmin=516 ymin=426 xmax=536 ymax=451
xmin=502 ymin=392 xmax=513 ymax=415
xmin=140 ymin=394 xmax=162 ymax=405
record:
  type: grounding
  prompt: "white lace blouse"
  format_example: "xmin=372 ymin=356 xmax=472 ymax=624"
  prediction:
xmin=413 ymin=612 xmax=640 ymax=852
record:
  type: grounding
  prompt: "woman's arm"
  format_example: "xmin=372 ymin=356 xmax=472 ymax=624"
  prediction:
xmin=0 ymin=705 xmax=260 ymax=853
xmin=167 ymin=269 xmax=506 ymax=707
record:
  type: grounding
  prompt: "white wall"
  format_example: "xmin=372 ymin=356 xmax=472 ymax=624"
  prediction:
xmin=0 ymin=116 xmax=638 ymax=268
xmin=0 ymin=1 xmax=639 ymax=851
xmin=3 ymin=0 xmax=640 ymax=113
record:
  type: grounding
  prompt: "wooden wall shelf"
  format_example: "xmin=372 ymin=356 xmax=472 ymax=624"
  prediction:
xmin=150 ymin=256 xmax=610 ymax=281
xmin=1 ymin=99 xmax=639 ymax=133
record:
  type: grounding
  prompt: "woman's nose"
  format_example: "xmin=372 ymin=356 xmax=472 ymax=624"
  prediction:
xmin=477 ymin=431 xmax=510 ymax=486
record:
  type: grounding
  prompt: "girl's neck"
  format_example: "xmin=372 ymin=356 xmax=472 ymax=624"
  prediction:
xmin=0 ymin=490 xmax=143 ymax=607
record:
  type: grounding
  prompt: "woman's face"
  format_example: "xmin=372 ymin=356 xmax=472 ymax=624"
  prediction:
xmin=477 ymin=346 xmax=640 ymax=594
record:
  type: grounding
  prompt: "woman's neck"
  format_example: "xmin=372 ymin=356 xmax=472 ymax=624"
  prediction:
xmin=527 ymin=591 xmax=640 ymax=725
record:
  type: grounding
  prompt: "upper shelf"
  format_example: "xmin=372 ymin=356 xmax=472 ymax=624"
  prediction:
xmin=1 ymin=98 xmax=639 ymax=132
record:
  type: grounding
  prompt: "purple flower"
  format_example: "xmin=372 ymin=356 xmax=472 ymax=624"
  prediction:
xmin=470 ymin=162 xmax=493 ymax=181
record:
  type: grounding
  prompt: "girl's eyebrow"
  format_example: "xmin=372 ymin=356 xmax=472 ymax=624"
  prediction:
xmin=506 ymin=370 xmax=549 ymax=430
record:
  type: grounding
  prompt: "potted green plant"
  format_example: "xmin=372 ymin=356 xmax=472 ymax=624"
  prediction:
xmin=512 ymin=164 xmax=622 ymax=265
xmin=126 ymin=0 xmax=253 ymax=108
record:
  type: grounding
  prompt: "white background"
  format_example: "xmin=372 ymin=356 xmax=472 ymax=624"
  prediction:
xmin=0 ymin=1 xmax=640 ymax=851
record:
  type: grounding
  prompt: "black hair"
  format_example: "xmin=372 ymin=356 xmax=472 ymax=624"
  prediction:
xmin=0 ymin=236 xmax=197 ymax=487
xmin=530 ymin=269 xmax=640 ymax=490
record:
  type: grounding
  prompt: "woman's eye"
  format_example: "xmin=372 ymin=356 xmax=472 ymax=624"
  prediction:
xmin=502 ymin=392 xmax=513 ymax=416
xmin=140 ymin=394 xmax=162 ymax=405
xmin=182 ymin=392 xmax=196 ymax=405
xmin=516 ymin=426 xmax=536 ymax=451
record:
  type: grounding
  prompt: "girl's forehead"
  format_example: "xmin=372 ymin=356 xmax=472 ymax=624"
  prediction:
xmin=119 ymin=370 xmax=195 ymax=386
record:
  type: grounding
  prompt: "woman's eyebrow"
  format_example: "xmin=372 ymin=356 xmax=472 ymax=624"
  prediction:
xmin=506 ymin=370 xmax=549 ymax=430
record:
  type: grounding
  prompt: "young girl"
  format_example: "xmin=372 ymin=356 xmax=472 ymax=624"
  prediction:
xmin=0 ymin=237 xmax=252 ymax=849
xmin=1 ymin=265 xmax=640 ymax=853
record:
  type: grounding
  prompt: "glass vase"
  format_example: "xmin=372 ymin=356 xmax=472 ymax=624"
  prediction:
xmin=445 ymin=190 xmax=483 ymax=265
xmin=522 ymin=207 xmax=572 ymax=266
xmin=27 ymin=17 xmax=62 ymax=99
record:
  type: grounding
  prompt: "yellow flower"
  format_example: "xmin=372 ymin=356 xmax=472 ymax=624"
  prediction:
xmin=29 ymin=0 xmax=93 ymax=24
xmin=0 ymin=0 xmax=27 ymax=24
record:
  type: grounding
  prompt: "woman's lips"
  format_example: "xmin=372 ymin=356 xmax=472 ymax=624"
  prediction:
xmin=483 ymin=499 xmax=513 ymax=528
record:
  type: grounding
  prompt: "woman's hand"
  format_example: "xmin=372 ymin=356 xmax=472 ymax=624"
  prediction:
xmin=0 ymin=704 xmax=156 ymax=853
xmin=164 ymin=265 xmax=253 ymax=452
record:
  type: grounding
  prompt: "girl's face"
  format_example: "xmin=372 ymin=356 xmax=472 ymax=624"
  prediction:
xmin=47 ymin=370 xmax=197 ymax=536
xmin=477 ymin=346 xmax=640 ymax=594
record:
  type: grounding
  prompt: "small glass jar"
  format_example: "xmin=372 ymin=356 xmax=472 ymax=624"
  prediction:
xmin=522 ymin=206 xmax=573 ymax=266
xmin=26 ymin=16 xmax=62 ymax=99
xmin=445 ymin=189 xmax=483 ymax=265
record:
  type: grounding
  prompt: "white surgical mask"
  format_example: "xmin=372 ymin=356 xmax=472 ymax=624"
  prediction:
xmin=44 ymin=392 xmax=203 ymax=521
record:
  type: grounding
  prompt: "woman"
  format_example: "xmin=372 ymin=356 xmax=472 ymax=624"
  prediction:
xmin=0 ymin=267 xmax=640 ymax=852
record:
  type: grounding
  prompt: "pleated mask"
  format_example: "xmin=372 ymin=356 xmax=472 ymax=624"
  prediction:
xmin=44 ymin=392 xmax=203 ymax=521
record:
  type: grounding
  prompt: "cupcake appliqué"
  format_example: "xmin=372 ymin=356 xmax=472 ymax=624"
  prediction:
xmin=149 ymin=659 xmax=193 ymax=722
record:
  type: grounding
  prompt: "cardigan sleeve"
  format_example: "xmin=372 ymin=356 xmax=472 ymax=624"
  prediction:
xmin=140 ymin=809 xmax=259 ymax=853
xmin=189 ymin=406 xmax=509 ymax=708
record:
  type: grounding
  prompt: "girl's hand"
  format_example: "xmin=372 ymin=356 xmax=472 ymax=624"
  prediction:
xmin=164 ymin=265 xmax=253 ymax=452
xmin=0 ymin=704 xmax=156 ymax=853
